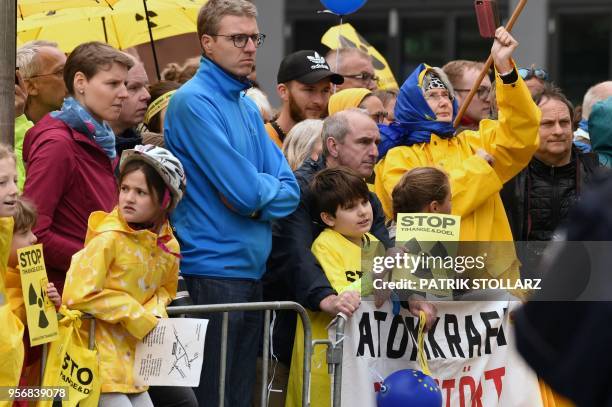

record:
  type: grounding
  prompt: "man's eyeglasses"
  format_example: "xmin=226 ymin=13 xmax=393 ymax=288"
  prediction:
xmin=370 ymin=111 xmax=388 ymax=124
xmin=454 ymin=86 xmax=491 ymax=100
xmin=344 ymin=71 xmax=379 ymax=83
xmin=518 ymin=67 xmax=549 ymax=82
xmin=209 ymin=33 xmax=266 ymax=48
xmin=29 ymin=67 xmax=64 ymax=79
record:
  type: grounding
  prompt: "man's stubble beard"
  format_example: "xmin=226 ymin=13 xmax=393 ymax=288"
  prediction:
xmin=288 ymin=92 xmax=306 ymax=123
xmin=288 ymin=90 xmax=327 ymax=123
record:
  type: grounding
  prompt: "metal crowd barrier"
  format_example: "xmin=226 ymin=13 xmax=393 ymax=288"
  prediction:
xmin=312 ymin=315 xmax=346 ymax=407
xmin=166 ymin=301 xmax=313 ymax=407
xmin=40 ymin=302 xmax=342 ymax=407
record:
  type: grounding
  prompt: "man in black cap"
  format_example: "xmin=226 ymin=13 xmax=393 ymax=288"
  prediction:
xmin=265 ymin=50 xmax=343 ymax=147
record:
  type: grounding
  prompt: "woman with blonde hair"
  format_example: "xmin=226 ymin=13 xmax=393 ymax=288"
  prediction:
xmin=282 ymin=119 xmax=324 ymax=171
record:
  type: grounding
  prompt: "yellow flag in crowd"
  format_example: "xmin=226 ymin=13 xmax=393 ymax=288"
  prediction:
xmin=322 ymin=23 xmax=399 ymax=90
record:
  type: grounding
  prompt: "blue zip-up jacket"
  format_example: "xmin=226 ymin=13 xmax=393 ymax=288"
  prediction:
xmin=165 ymin=56 xmax=300 ymax=279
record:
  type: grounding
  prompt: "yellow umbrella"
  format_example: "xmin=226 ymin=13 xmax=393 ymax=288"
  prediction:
xmin=17 ymin=0 xmax=119 ymax=19
xmin=17 ymin=0 xmax=203 ymax=51
xmin=17 ymin=0 xmax=205 ymax=79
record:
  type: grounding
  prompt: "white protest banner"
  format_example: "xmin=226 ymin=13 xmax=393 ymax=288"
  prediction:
xmin=134 ymin=318 xmax=208 ymax=387
xmin=333 ymin=301 xmax=543 ymax=407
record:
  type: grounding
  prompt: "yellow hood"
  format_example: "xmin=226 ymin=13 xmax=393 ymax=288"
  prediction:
xmin=328 ymin=88 xmax=372 ymax=116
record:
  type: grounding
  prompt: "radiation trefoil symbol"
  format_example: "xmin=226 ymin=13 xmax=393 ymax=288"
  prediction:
xmin=28 ymin=282 xmax=49 ymax=329
xmin=404 ymin=238 xmax=450 ymax=279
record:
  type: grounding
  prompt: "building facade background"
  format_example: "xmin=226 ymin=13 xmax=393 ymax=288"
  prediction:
xmin=136 ymin=0 xmax=611 ymax=107
xmin=254 ymin=0 xmax=612 ymax=106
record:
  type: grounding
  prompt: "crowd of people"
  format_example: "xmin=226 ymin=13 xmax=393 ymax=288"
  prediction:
xmin=2 ymin=0 xmax=612 ymax=406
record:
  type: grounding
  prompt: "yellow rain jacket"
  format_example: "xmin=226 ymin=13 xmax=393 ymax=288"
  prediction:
xmin=6 ymin=267 xmax=26 ymax=324
xmin=375 ymin=69 xmax=540 ymax=242
xmin=0 ymin=217 xmax=25 ymax=403
xmin=62 ymin=208 xmax=180 ymax=393
xmin=0 ymin=217 xmax=13 ymax=307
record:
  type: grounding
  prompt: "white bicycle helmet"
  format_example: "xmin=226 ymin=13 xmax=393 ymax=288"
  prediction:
xmin=120 ymin=145 xmax=186 ymax=210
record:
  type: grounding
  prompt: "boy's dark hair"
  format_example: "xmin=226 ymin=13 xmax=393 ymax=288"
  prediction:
xmin=13 ymin=198 xmax=37 ymax=233
xmin=310 ymin=167 xmax=370 ymax=218
xmin=392 ymin=167 xmax=449 ymax=217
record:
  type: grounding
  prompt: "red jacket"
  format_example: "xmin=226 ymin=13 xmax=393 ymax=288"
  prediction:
xmin=23 ymin=114 xmax=117 ymax=292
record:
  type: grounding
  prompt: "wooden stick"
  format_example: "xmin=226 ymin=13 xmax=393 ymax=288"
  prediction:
xmin=453 ymin=0 xmax=529 ymax=128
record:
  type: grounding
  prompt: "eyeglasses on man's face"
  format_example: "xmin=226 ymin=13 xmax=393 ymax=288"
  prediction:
xmin=29 ymin=67 xmax=64 ymax=79
xmin=344 ymin=71 xmax=379 ymax=83
xmin=454 ymin=86 xmax=491 ymax=100
xmin=209 ymin=33 xmax=266 ymax=48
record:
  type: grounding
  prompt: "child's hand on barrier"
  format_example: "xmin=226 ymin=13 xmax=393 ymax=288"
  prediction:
xmin=47 ymin=282 xmax=61 ymax=310
xmin=408 ymin=294 xmax=438 ymax=332
xmin=320 ymin=291 xmax=361 ymax=318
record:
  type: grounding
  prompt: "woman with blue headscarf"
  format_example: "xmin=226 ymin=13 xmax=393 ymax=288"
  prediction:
xmin=375 ymin=27 xmax=540 ymax=249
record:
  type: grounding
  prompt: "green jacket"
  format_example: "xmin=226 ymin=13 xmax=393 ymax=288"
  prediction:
xmin=589 ymin=97 xmax=612 ymax=168
xmin=14 ymin=114 xmax=33 ymax=191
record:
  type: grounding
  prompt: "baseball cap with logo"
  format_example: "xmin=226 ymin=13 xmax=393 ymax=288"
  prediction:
xmin=277 ymin=50 xmax=344 ymax=85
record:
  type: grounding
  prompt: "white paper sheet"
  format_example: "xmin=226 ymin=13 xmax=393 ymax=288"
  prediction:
xmin=134 ymin=318 xmax=208 ymax=387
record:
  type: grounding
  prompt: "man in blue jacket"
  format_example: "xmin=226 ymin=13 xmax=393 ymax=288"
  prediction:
xmin=164 ymin=1 xmax=300 ymax=405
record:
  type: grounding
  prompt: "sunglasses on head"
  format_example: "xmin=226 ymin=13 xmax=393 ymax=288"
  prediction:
xmin=519 ymin=67 xmax=549 ymax=81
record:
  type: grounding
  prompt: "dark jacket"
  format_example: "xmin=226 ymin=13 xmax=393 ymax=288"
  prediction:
xmin=501 ymin=148 xmax=599 ymax=241
xmin=23 ymin=114 xmax=117 ymax=292
xmin=263 ymin=156 xmax=392 ymax=364
xmin=114 ymin=127 xmax=142 ymax=158
xmin=515 ymin=172 xmax=612 ymax=407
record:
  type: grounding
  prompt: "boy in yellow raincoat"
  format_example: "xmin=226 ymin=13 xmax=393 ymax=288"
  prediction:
xmin=62 ymin=145 xmax=186 ymax=407
xmin=286 ymin=168 xmax=384 ymax=407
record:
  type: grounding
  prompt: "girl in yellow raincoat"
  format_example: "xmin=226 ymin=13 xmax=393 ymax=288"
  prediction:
xmin=62 ymin=145 xmax=186 ymax=407
xmin=0 ymin=144 xmax=25 ymax=406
